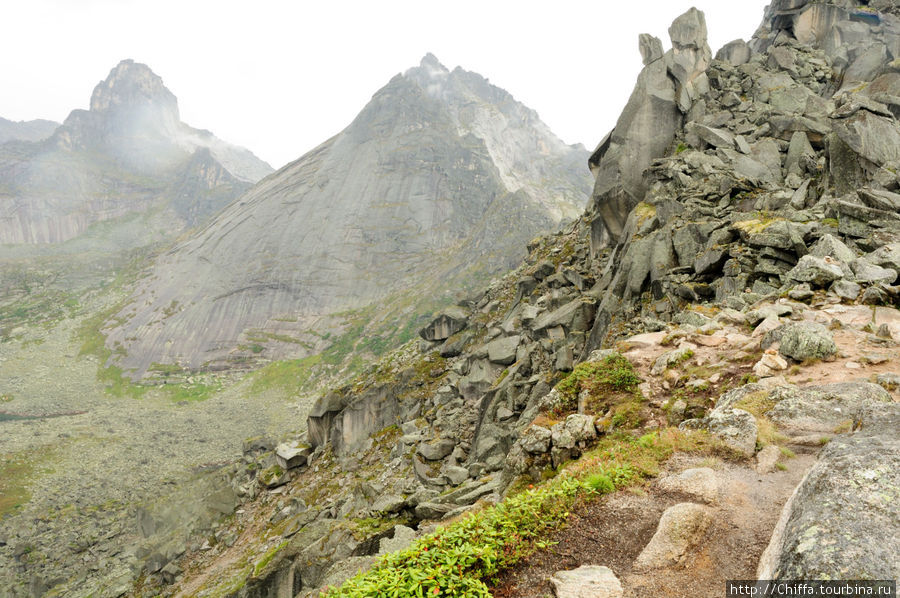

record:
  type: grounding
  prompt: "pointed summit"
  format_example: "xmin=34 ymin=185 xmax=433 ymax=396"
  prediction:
xmin=0 ymin=60 xmax=272 ymax=244
xmin=89 ymin=59 xmax=178 ymax=117
xmin=419 ymin=52 xmax=448 ymax=72
xmin=404 ymin=52 xmax=450 ymax=84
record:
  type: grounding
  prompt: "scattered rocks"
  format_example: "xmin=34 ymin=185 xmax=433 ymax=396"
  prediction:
xmin=651 ymin=346 xmax=695 ymax=376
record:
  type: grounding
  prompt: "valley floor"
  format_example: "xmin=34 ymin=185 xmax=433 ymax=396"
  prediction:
xmin=0 ymin=295 xmax=309 ymax=597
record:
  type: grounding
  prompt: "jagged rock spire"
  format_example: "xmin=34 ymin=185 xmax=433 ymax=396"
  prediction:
xmin=588 ymin=8 xmax=711 ymax=248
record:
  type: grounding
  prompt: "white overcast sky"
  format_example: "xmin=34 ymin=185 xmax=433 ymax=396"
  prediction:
xmin=2 ymin=1 xmax=771 ymax=170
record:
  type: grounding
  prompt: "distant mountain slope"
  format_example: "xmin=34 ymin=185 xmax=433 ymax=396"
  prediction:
xmin=0 ymin=60 xmax=273 ymax=245
xmin=105 ymin=54 xmax=591 ymax=378
xmin=0 ymin=117 xmax=59 ymax=144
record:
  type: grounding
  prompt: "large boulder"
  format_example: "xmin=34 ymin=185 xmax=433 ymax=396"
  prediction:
xmin=866 ymin=243 xmax=900 ymax=272
xmin=767 ymin=382 xmax=892 ymax=434
xmin=716 ymin=39 xmax=751 ymax=66
xmin=419 ymin=306 xmax=469 ymax=342
xmin=704 ymin=408 xmax=758 ymax=457
xmin=786 ymin=255 xmax=844 ymax=287
xmin=833 ymin=110 xmax=900 ymax=168
xmin=777 ymin=322 xmax=837 ymax=361
xmin=633 ymin=503 xmax=713 ymax=570
xmin=485 ymin=335 xmax=521 ymax=366
xmin=758 ymin=404 xmax=900 ymax=580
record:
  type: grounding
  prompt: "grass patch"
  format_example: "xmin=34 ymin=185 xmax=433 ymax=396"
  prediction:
xmin=326 ymin=428 xmax=721 ymax=598
xmin=734 ymin=391 xmax=787 ymax=447
xmin=0 ymin=449 xmax=55 ymax=517
xmin=733 ymin=215 xmax=784 ymax=235
xmin=779 ymin=446 xmax=796 ymax=459
xmin=250 ymin=354 xmax=324 ymax=394
xmin=552 ymin=354 xmax=641 ymax=417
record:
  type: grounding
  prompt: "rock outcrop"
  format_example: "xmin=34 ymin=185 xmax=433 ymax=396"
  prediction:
xmin=588 ymin=8 xmax=710 ymax=246
xmin=104 ymin=55 xmax=591 ymax=378
xmin=585 ymin=2 xmax=900 ymax=352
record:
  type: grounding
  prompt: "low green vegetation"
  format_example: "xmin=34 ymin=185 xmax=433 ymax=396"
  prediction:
xmin=734 ymin=390 xmax=787 ymax=448
xmin=551 ymin=353 xmax=641 ymax=416
xmin=0 ymin=449 xmax=55 ymax=517
xmin=253 ymin=541 xmax=289 ymax=576
xmin=250 ymin=354 xmax=324 ymax=394
xmin=326 ymin=428 xmax=722 ymax=597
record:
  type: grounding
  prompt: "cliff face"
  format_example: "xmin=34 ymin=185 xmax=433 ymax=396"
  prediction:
xmin=103 ymin=55 xmax=591 ymax=378
xmin=0 ymin=60 xmax=272 ymax=245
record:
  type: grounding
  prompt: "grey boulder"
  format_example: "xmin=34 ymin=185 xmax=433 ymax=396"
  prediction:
xmin=777 ymin=322 xmax=837 ymax=362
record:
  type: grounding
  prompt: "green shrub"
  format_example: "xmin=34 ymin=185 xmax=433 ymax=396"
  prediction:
xmin=553 ymin=354 xmax=640 ymax=415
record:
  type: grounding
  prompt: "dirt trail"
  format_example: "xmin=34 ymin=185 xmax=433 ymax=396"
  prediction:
xmin=491 ymin=450 xmax=818 ymax=598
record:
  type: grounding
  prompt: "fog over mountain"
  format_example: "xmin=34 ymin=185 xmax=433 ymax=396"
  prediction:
xmin=0 ymin=60 xmax=272 ymax=246
xmin=104 ymin=54 xmax=592 ymax=377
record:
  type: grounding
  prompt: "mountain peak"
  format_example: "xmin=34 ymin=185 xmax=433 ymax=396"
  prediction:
xmin=89 ymin=59 xmax=178 ymax=116
xmin=405 ymin=53 xmax=450 ymax=83
xmin=419 ymin=52 xmax=448 ymax=71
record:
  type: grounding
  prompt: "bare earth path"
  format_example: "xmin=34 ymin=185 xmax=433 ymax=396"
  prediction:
xmin=491 ymin=450 xmax=818 ymax=598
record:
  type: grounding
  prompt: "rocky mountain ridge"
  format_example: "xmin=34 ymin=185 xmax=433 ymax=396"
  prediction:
xmin=0 ymin=118 xmax=58 ymax=145
xmin=0 ymin=59 xmax=272 ymax=246
xmin=101 ymin=55 xmax=591 ymax=379
xmin=129 ymin=2 xmax=900 ymax=596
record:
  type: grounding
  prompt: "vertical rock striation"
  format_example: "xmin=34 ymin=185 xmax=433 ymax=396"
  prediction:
xmin=104 ymin=55 xmax=591 ymax=378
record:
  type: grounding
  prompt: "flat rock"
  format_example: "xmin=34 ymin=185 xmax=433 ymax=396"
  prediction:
xmin=621 ymin=331 xmax=666 ymax=350
xmin=657 ymin=467 xmax=720 ymax=504
xmin=767 ymin=382 xmax=892 ymax=434
xmin=550 ymin=565 xmax=623 ymax=598
xmin=633 ymin=503 xmax=713 ymax=570
xmin=417 ymin=438 xmax=457 ymax=461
